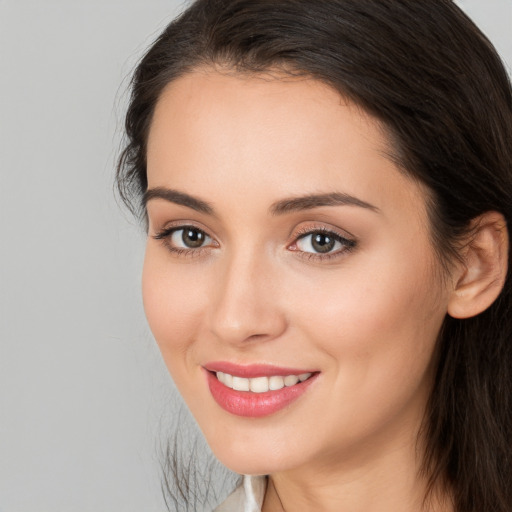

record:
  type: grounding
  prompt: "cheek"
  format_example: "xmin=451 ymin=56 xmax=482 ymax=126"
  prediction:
xmin=141 ymin=246 xmax=207 ymax=364
xmin=290 ymin=243 xmax=445 ymax=399
xmin=273 ymin=257 xmax=445 ymax=454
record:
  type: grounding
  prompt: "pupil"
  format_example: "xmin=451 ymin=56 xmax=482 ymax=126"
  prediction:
xmin=312 ymin=233 xmax=335 ymax=253
xmin=182 ymin=228 xmax=204 ymax=248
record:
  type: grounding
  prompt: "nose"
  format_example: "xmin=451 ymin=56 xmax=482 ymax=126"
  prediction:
xmin=207 ymin=249 xmax=287 ymax=346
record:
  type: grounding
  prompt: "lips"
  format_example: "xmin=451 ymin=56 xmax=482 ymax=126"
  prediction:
xmin=204 ymin=362 xmax=318 ymax=418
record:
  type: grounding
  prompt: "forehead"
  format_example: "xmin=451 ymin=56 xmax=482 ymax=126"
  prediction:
xmin=149 ymin=69 xmax=389 ymax=155
xmin=146 ymin=69 xmax=426 ymax=218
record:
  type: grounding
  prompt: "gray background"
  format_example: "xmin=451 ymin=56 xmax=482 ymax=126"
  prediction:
xmin=0 ymin=1 xmax=510 ymax=511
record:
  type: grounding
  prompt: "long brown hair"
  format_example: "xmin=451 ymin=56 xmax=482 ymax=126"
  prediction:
xmin=117 ymin=1 xmax=512 ymax=510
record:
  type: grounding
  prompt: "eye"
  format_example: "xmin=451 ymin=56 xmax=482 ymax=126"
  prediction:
xmin=153 ymin=225 xmax=215 ymax=254
xmin=293 ymin=229 xmax=356 ymax=256
xmin=169 ymin=227 xmax=211 ymax=249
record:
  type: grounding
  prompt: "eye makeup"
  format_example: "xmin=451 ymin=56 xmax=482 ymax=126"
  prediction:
xmin=152 ymin=221 xmax=357 ymax=263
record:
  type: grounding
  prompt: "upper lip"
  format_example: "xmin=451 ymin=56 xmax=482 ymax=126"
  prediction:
xmin=203 ymin=361 xmax=317 ymax=378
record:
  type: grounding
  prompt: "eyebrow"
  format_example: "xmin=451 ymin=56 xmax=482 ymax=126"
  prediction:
xmin=143 ymin=187 xmax=214 ymax=215
xmin=143 ymin=187 xmax=379 ymax=216
xmin=270 ymin=192 xmax=379 ymax=215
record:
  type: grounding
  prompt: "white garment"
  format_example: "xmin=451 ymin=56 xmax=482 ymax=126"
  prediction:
xmin=214 ymin=475 xmax=267 ymax=512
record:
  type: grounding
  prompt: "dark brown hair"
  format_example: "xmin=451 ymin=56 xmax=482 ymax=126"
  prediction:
xmin=117 ymin=1 xmax=512 ymax=510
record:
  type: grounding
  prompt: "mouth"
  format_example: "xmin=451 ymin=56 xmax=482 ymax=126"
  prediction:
xmin=203 ymin=364 xmax=319 ymax=418
xmin=215 ymin=370 xmax=313 ymax=393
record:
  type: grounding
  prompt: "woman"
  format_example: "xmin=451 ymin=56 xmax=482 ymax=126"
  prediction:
xmin=117 ymin=1 xmax=512 ymax=510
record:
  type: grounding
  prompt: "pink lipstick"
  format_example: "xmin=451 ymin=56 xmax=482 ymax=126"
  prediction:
xmin=204 ymin=362 xmax=318 ymax=418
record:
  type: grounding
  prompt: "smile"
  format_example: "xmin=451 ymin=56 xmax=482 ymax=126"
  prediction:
xmin=216 ymin=371 xmax=312 ymax=393
xmin=204 ymin=364 xmax=318 ymax=418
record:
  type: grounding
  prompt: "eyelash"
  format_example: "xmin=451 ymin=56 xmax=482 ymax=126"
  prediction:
xmin=153 ymin=224 xmax=214 ymax=259
xmin=153 ymin=224 xmax=357 ymax=261
xmin=291 ymin=226 xmax=356 ymax=261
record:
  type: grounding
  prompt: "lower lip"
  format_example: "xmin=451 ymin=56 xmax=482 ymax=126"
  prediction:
xmin=205 ymin=370 xmax=318 ymax=418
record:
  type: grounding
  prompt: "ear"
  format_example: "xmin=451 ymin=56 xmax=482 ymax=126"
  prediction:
xmin=447 ymin=211 xmax=509 ymax=319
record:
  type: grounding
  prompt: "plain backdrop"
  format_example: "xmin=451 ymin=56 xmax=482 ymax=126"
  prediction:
xmin=0 ymin=1 xmax=510 ymax=511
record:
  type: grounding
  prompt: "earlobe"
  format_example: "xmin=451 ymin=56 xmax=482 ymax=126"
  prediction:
xmin=447 ymin=212 xmax=509 ymax=319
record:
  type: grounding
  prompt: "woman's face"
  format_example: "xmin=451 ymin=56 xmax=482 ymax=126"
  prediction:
xmin=143 ymin=70 xmax=453 ymax=476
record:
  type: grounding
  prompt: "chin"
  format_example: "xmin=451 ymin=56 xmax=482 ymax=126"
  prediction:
xmin=213 ymin=451 xmax=284 ymax=476
xmin=204 ymin=429 xmax=301 ymax=476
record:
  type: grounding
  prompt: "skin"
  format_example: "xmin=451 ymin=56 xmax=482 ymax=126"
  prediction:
xmin=143 ymin=70 xmax=457 ymax=511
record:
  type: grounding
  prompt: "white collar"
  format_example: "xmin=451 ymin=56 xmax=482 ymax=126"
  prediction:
xmin=214 ymin=475 xmax=267 ymax=512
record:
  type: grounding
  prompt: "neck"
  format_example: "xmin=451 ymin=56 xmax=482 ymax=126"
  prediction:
xmin=261 ymin=428 xmax=452 ymax=512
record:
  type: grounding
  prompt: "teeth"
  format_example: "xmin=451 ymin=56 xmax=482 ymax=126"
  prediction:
xmin=250 ymin=377 xmax=269 ymax=393
xmin=284 ymin=375 xmax=299 ymax=386
xmin=269 ymin=376 xmax=285 ymax=391
xmin=215 ymin=372 xmax=312 ymax=393
xmin=232 ymin=376 xmax=250 ymax=391
xmin=224 ymin=373 xmax=233 ymax=388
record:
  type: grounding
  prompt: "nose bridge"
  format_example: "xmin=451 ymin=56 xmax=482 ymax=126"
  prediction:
xmin=208 ymin=245 xmax=285 ymax=344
